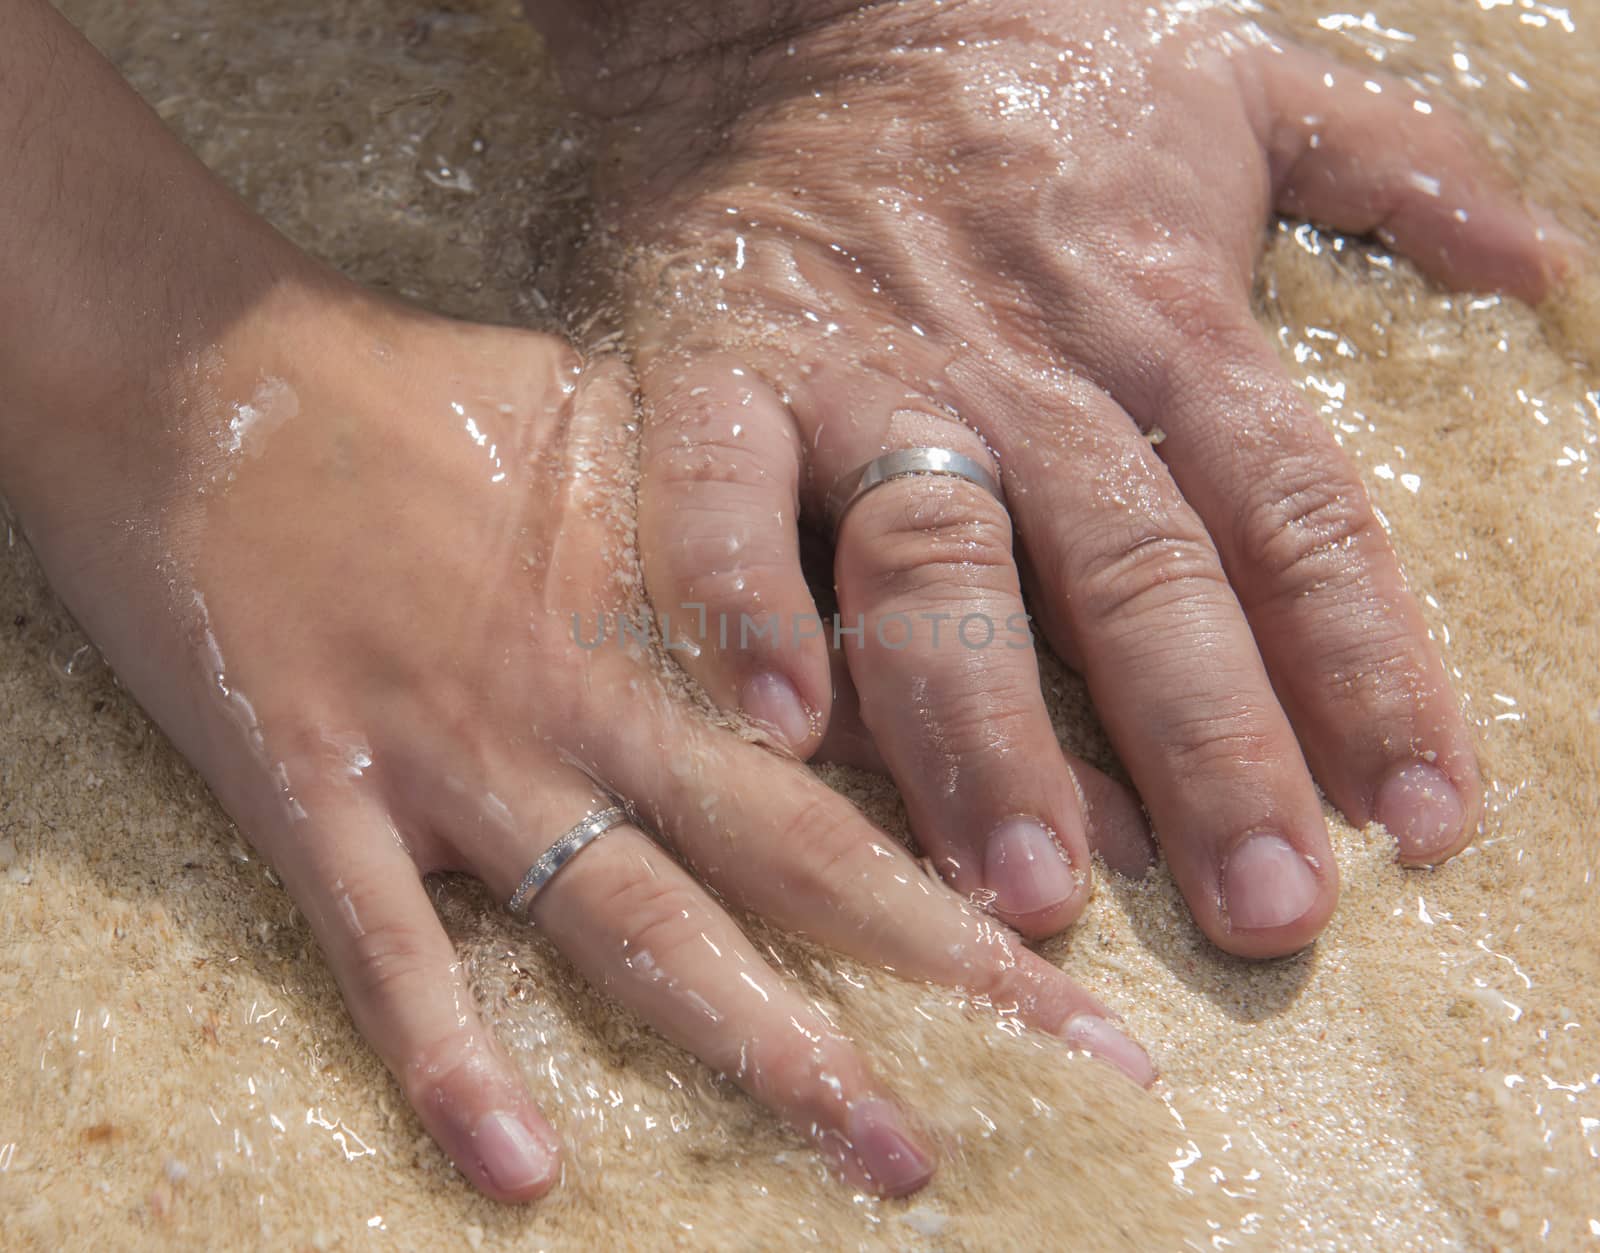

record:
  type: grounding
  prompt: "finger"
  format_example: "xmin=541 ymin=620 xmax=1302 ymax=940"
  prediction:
xmin=798 ymin=527 xmax=891 ymax=774
xmin=638 ymin=352 xmax=829 ymax=755
xmin=793 ymin=362 xmax=1152 ymax=897
xmin=812 ymin=628 xmax=1156 ymax=877
xmin=468 ymin=775 xmax=935 ymax=1196
xmin=1250 ymin=43 xmax=1584 ymax=303
xmin=958 ymin=370 xmax=1337 ymax=958
xmin=776 ymin=354 xmax=1146 ymax=924
xmin=831 ymin=458 xmax=1091 ymax=935
xmin=586 ymin=704 xmax=1156 ymax=1086
xmin=276 ymin=798 xmax=561 ymax=1203
xmin=1072 ymin=760 xmax=1159 ymax=879
xmin=1126 ymin=311 xmax=1482 ymax=864
xmin=811 ymin=626 xmax=889 ymax=772
xmin=788 ymin=396 xmax=1099 ymax=938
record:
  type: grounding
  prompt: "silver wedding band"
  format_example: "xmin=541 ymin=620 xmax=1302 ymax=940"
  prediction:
xmin=507 ymin=805 xmax=630 ymax=920
xmin=827 ymin=447 xmax=1005 ymax=533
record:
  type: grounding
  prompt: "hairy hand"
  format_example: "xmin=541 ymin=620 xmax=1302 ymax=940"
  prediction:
xmin=569 ymin=0 xmax=1580 ymax=954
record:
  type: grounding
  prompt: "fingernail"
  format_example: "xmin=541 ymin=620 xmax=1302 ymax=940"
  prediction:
xmin=1222 ymin=833 xmax=1320 ymax=932
xmin=1375 ymin=762 xmax=1465 ymax=862
xmin=1060 ymin=1014 xmax=1158 ymax=1087
xmin=474 ymin=1111 xmax=555 ymax=1194
xmin=984 ymin=816 xmax=1078 ymax=916
xmin=848 ymin=1099 xmax=934 ymax=1196
xmin=741 ymin=670 xmax=814 ymax=752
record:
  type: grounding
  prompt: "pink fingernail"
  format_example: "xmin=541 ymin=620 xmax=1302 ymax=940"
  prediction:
xmin=848 ymin=1099 xmax=934 ymax=1196
xmin=741 ymin=670 xmax=814 ymax=752
xmin=474 ymin=1111 xmax=555 ymax=1194
xmin=1060 ymin=1014 xmax=1158 ymax=1088
xmin=984 ymin=816 xmax=1078 ymax=916
xmin=1222 ymin=833 xmax=1320 ymax=932
xmin=1375 ymin=762 xmax=1465 ymax=862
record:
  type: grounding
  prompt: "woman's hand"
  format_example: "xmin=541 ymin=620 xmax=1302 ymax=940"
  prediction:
xmin=539 ymin=0 xmax=1583 ymax=955
xmin=0 ymin=3 xmax=1151 ymax=1204
xmin=16 ymin=287 xmax=1163 ymax=1201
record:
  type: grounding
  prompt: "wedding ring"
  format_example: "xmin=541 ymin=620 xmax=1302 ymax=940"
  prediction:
xmin=827 ymin=447 xmax=1005 ymax=533
xmin=507 ymin=805 xmax=630 ymax=920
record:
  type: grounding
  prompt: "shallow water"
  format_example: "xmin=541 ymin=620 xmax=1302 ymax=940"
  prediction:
xmin=1 ymin=0 xmax=1596 ymax=1248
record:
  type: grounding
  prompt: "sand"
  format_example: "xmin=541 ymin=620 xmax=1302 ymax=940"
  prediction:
xmin=1 ymin=1 xmax=1595 ymax=1248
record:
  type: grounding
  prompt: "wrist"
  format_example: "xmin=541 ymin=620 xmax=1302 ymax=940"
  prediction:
xmin=0 ymin=261 xmax=367 ymax=574
xmin=0 ymin=3 xmax=376 ymax=566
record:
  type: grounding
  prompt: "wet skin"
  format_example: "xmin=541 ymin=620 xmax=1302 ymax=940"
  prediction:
xmin=1 ymin=0 xmax=1157 ymax=1204
xmin=526 ymin=0 xmax=1583 ymax=954
xmin=4 ymin=0 xmax=1582 ymax=1210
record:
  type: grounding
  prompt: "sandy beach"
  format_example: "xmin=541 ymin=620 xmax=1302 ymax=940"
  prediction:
xmin=1 ymin=1 xmax=1595 ymax=1247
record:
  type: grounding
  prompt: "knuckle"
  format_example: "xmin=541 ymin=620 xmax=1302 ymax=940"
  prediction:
xmin=645 ymin=391 xmax=797 ymax=496
xmin=1302 ymin=621 xmax=1415 ymax=678
xmin=399 ymin=1026 xmax=489 ymax=1111
xmin=784 ymin=796 xmax=872 ymax=879
xmin=874 ymin=688 xmax=1037 ymax=765
xmin=949 ymin=931 xmax=1043 ymax=1009
xmin=343 ymin=916 xmax=439 ymax=1010
xmin=1138 ymin=260 xmax=1252 ymax=352
xmin=775 ymin=797 xmax=894 ymax=911
xmin=648 ymin=436 xmax=788 ymax=494
xmin=1159 ymin=707 xmax=1284 ymax=779
xmin=658 ymin=540 xmax=797 ymax=603
xmin=1068 ymin=517 xmax=1229 ymax=627
xmin=1231 ymin=457 xmax=1382 ymax=601
xmin=746 ymin=1029 xmax=861 ymax=1113
xmin=579 ymin=845 xmax=703 ymax=966
xmin=846 ymin=486 xmax=1015 ymax=604
xmin=1286 ymin=626 xmax=1431 ymax=713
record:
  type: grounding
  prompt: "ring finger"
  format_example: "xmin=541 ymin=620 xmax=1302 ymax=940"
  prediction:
xmin=457 ymin=767 xmax=937 ymax=1196
xmin=796 ymin=377 xmax=1116 ymax=936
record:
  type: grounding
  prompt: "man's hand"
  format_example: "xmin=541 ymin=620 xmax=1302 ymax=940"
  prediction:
xmin=523 ymin=0 xmax=1581 ymax=954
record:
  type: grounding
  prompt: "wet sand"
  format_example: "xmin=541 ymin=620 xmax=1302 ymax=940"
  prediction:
xmin=1 ymin=1 xmax=1595 ymax=1248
